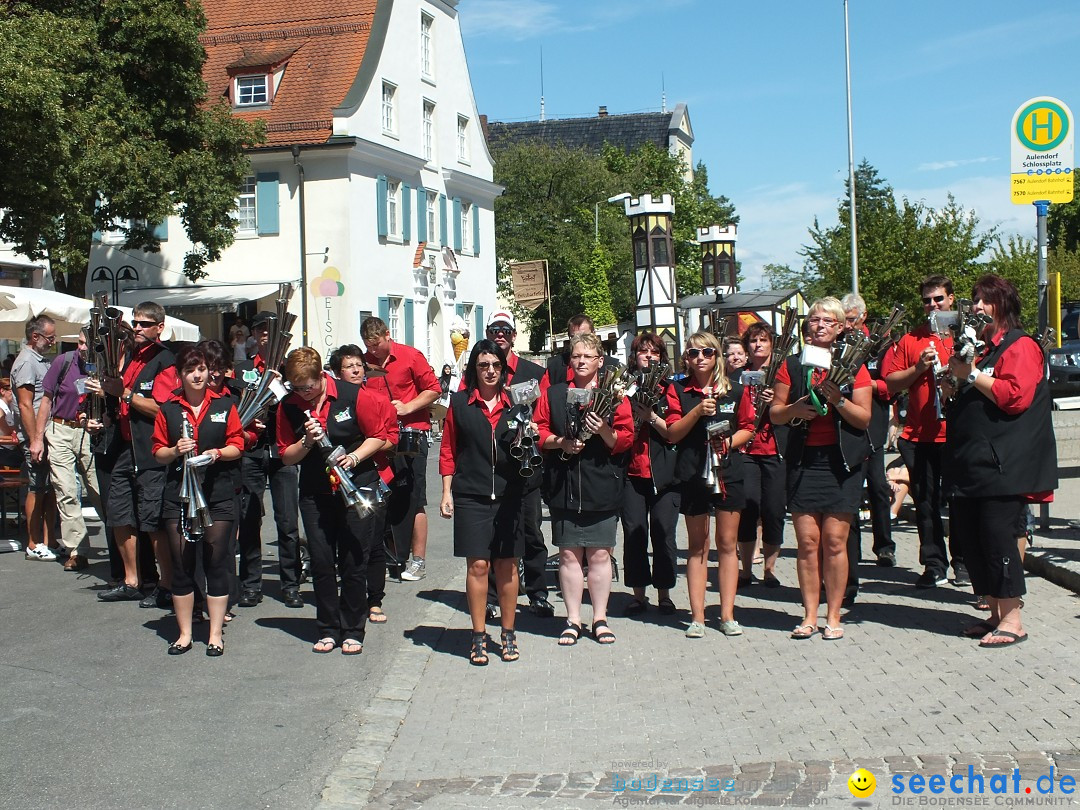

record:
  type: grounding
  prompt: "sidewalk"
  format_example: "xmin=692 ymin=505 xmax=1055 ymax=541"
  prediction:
xmin=318 ymin=471 xmax=1080 ymax=809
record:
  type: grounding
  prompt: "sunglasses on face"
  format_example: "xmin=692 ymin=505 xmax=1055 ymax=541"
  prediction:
xmin=132 ymin=319 xmax=160 ymax=329
xmin=293 ymin=382 xmax=320 ymax=393
xmin=922 ymin=295 xmax=946 ymax=305
xmin=476 ymin=361 xmax=502 ymax=371
xmin=686 ymin=347 xmax=716 ymax=359
xmin=487 ymin=326 xmax=513 ymax=337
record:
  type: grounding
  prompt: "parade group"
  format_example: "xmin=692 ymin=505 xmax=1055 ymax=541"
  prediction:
xmin=4 ymin=272 xmax=1056 ymax=663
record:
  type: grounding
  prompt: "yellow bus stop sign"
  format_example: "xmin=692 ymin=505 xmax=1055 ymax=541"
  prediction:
xmin=1011 ymin=96 xmax=1074 ymax=204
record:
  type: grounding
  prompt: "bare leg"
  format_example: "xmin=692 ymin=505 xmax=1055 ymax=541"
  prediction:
xmin=412 ymin=510 xmax=428 ymax=559
xmin=150 ymin=529 xmax=172 ymax=590
xmin=793 ymin=513 xmax=822 ymax=627
xmin=737 ymin=541 xmax=756 ymax=577
xmin=821 ymin=514 xmax=851 ymax=629
xmin=585 ymin=548 xmax=612 ymax=623
xmin=494 ymin=558 xmax=518 ymax=630
xmin=716 ymin=510 xmax=741 ymax=623
xmin=24 ymin=491 xmax=44 ymax=549
xmin=762 ymin=543 xmax=781 ymax=579
xmin=465 ymin=557 xmax=490 ymax=633
xmin=112 ymin=526 xmax=140 ymax=587
xmin=685 ymin=514 xmax=710 ymax=624
xmin=558 ymin=547 xmax=585 ymax=625
xmin=982 ymin=597 xmax=1024 ymax=644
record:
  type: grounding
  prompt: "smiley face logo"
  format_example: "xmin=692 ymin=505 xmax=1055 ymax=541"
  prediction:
xmin=848 ymin=768 xmax=876 ymax=798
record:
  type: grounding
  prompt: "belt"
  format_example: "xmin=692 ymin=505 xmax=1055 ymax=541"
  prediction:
xmin=51 ymin=417 xmax=82 ymax=429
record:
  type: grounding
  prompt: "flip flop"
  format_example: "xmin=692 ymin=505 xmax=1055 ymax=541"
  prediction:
xmin=979 ymin=629 xmax=1028 ymax=648
xmin=790 ymin=624 xmax=816 ymax=640
xmin=822 ymin=625 xmax=845 ymax=641
xmin=312 ymin=638 xmax=337 ymax=654
xmin=623 ymin=598 xmax=647 ymax=617
xmin=368 ymin=607 xmax=387 ymax=623
xmin=341 ymin=638 xmax=363 ymax=655
xmin=962 ymin=620 xmax=998 ymax=638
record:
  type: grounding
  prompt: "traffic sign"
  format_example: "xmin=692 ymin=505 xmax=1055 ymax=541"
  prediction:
xmin=1011 ymin=96 xmax=1074 ymax=205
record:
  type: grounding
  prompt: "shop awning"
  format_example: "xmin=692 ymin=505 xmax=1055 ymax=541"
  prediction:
xmin=120 ymin=282 xmax=290 ymax=310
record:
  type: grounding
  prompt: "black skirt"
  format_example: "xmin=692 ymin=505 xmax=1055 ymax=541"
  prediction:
xmin=787 ymin=445 xmax=862 ymax=514
xmin=452 ymin=493 xmax=526 ymax=559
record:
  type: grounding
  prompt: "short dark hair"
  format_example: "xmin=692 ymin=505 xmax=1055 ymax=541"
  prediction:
xmin=463 ymin=339 xmax=508 ymax=393
xmin=360 ymin=317 xmax=389 ymax=342
xmin=197 ymin=339 xmax=230 ymax=373
xmin=134 ymin=302 xmax=166 ymax=324
xmin=971 ymin=274 xmax=1022 ymax=331
xmin=741 ymin=322 xmax=775 ymax=352
xmin=629 ymin=332 xmax=669 ymax=367
xmin=175 ymin=345 xmax=209 ymax=374
xmin=25 ymin=314 xmax=54 ymax=342
xmin=328 ymin=344 xmax=364 ymax=375
xmin=920 ymin=275 xmax=953 ymax=297
xmin=567 ymin=314 xmax=594 ymax=332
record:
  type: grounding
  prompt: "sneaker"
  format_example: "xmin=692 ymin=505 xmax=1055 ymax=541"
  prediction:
xmin=718 ymin=619 xmax=743 ymax=637
xmin=685 ymin=621 xmax=706 ymax=639
xmin=951 ymin=563 xmax=972 ymax=588
xmin=915 ymin=569 xmax=948 ymax=589
xmin=400 ymin=557 xmax=426 ymax=581
xmin=140 ymin=586 xmax=173 ymax=609
xmin=98 ymin=583 xmax=143 ymax=602
xmin=25 ymin=545 xmax=57 ymax=561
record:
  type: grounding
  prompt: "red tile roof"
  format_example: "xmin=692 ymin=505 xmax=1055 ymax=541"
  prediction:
xmin=200 ymin=0 xmax=378 ymax=146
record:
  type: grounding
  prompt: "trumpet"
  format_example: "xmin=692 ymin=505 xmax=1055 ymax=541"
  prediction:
xmin=237 ymin=283 xmax=296 ymax=428
xmin=305 ymin=409 xmax=376 ymax=518
xmin=628 ymin=360 xmax=670 ymax=428
xmin=179 ymin=417 xmax=214 ymax=541
xmin=508 ymin=380 xmax=543 ymax=477
xmin=753 ymin=307 xmax=799 ymax=433
xmin=701 ymin=418 xmax=732 ymax=495
xmin=87 ymin=291 xmax=125 ymax=422
xmin=559 ymin=364 xmax=627 ymax=461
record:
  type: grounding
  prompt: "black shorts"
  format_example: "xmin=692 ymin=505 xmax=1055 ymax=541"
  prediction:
xmin=452 ymin=493 xmax=526 ymax=559
xmin=163 ymin=495 xmax=239 ymax=522
xmin=389 ymin=439 xmax=429 ymax=511
xmin=106 ymin=446 xmax=166 ymax=532
xmin=787 ymin=445 xmax=862 ymax=514
xmin=679 ymin=479 xmax=746 ymax=516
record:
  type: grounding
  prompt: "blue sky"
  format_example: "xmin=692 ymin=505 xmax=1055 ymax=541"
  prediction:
xmin=458 ymin=0 xmax=1080 ymax=290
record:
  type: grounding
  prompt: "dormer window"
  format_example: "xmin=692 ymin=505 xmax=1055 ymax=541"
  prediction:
xmin=236 ymin=75 xmax=268 ymax=106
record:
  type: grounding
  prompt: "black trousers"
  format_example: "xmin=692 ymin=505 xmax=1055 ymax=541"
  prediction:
xmin=738 ymin=454 xmax=786 ymax=546
xmin=299 ymin=494 xmax=373 ymax=643
xmin=619 ymin=476 xmax=680 ymax=590
xmin=237 ymin=453 xmax=301 ymax=593
xmin=897 ymin=439 xmax=959 ymax=574
xmin=953 ymin=495 xmax=1026 ymax=598
xmin=487 ymin=488 xmax=548 ymax=601
xmin=369 ymin=504 xmax=387 ymax=608
xmin=864 ymin=443 xmax=894 ymax=556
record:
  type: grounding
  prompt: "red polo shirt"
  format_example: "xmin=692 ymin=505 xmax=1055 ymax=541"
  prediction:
xmin=275 ymin=373 xmax=396 ymax=455
xmin=362 ymin=341 xmax=440 ymax=430
xmin=150 ymin=386 xmax=245 ymax=455
xmin=884 ymin=323 xmax=952 ymax=442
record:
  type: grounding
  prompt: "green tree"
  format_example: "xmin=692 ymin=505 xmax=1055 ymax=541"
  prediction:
xmin=1046 ymin=172 xmax=1080 ymax=251
xmin=801 ymin=160 xmax=996 ymax=322
xmin=571 ymin=244 xmax=617 ymax=326
xmin=984 ymin=235 xmax=1038 ymax=328
xmin=0 ymin=0 xmax=263 ymax=296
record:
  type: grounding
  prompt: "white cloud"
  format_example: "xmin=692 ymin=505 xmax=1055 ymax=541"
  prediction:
xmin=459 ymin=0 xmax=563 ymax=40
xmin=917 ymin=156 xmax=999 ymax=172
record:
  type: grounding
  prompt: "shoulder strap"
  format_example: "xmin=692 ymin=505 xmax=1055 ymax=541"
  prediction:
xmin=50 ymin=352 xmax=77 ymax=402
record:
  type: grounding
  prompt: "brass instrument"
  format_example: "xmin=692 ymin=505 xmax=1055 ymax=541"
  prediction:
xmin=559 ymin=364 xmax=627 ymax=461
xmin=179 ymin=417 xmax=214 ymax=541
xmin=87 ymin=291 xmax=125 ymax=423
xmin=305 ymin=409 xmax=376 ymax=518
xmin=628 ymin=360 xmax=670 ymax=429
xmin=932 ymin=301 xmax=991 ymax=407
xmin=752 ymin=307 xmax=799 ymax=433
xmin=701 ymin=418 xmax=732 ymax=495
xmin=237 ymin=283 xmax=296 ymax=428
xmin=508 ymin=379 xmax=543 ymax=478
xmin=1035 ymin=327 xmax=1056 ymax=355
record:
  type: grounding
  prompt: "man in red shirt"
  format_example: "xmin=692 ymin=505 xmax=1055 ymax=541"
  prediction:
xmin=361 ymin=317 xmax=440 ymax=582
xmin=884 ymin=275 xmax=966 ymax=589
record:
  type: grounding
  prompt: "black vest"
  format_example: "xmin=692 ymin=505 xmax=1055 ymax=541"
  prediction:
xmin=159 ymin=397 xmax=240 ymax=504
xmin=865 ymin=341 xmax=894 ymax=452
xmin=447 ymin=390 xmax=530 ymax=499
xmin=128 ymin=344 xmax=174 ymax=470
xmin=782 ymin=355 xmax=869 ymax=471
xmin=509 ymin=354 xmax=546 ymax=386
xmin=672 ymin=380 xmax=745 ymax=485
xmin=944 ymin=330 xmax=1057 ymax=498
xmin=234 ymin=357 xmax=282 ymax=458
xmin=540 ymin=383 xmax=627 ymax=513
xmin=281 ymin=379 xmax=379 ymax=496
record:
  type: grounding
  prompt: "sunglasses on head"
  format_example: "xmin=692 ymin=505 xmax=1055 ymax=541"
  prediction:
xmin=686 ymin=347 xmax=717 ymax=359
xmin=132 ymin=319 xmax=160 ymax=328
xmin=922 ymin=295 xmax=946 ymax=305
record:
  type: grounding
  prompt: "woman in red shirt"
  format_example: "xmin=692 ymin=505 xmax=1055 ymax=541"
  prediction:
xmin=152 ymin=345 xmax=245 ymax=656
xmin=770 ymin=298 xmax=872 ymax=641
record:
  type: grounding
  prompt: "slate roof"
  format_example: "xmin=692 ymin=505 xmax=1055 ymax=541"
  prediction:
xmin=200 ymin=0 xmax=378 ymax=146
xmin=485 ymin=112 xmax=675 ymax=155
xmin=678 ymin=289 xmax=802 ymax=312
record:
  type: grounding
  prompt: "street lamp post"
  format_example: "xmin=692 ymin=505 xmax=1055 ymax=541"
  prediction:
xmin=844 ymin=0 xmax=859 ymax=295
xmin=90 ymin=264 xmax=139 ymax=305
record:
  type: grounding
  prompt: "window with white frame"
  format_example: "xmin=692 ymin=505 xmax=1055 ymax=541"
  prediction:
xmin=387 ymin=180 xmax=400 ymax=238
xmin=381 ymin=81 xmax=397 ymax=134
xmin=457 ymin=115 xmax=469 ymax=162
xmin=461 ymin=201 xmax=472 ymax=253
xmin=462 ymin=303 xmax=474 ymax=329
xmin=236 ymin=76 xmax=268 ymax=106
xmin=420 ymin=13 xmax=434 ymax=79
xmin=388 ymin=296 xmax=403 ymax=342
xmin=236 ymin=176 xmax=257 ymax=230
xmin=426 ymin=190 xmax=438 ymax=246
xmin=422 ymin=101 xmax=435 ymax=162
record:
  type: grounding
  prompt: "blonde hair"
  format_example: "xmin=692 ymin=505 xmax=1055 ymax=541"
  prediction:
xmin=808 ymin=296 xmax=845 ymax=324
xmin=568 ymin=333 xmax=603 ymax=357
xmin=684 ymin=331 xmax=730 ymax=396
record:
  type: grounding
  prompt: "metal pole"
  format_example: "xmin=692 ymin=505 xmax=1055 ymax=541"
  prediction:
xmin=1035 ymin=199 xmax=1050 ymax=335
xmin=844 ymin=0 xmax=859 ymax=295
xmin=294 ymin=147 xmax=309 ymax=345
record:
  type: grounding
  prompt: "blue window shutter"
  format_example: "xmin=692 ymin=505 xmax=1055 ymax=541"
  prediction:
xmin=455 ymin=303 xmax=464 ymax=317
xmin=256 ymin=173 xmax=279 ymax=235
xmin=439 ymin=194 xmax=447 ymax=246
xmin=402 ymin=184 xmax=412 ymax=242
xmin=378 ymin=297 xmax=390 ymax=324
xmin=475 ymin=305 xmax=484 ymax=339
xmin=416 ymin=187 xmax=427 ymax=242
xmin=472 ymin=205 xmax=480 ymax=255
xmin=376 ymin=175 xmax=388 ymax=238
xmin=153 ymin=219 xmax=169 ymax=241
xmin=404 ymin=299 xmax=415 ymax=347
xmin=452 ymin=197 xmax=462 ymax=251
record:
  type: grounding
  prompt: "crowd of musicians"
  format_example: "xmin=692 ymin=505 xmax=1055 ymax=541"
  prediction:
xmin=8 ymin=272 xmax=1057 ymax=661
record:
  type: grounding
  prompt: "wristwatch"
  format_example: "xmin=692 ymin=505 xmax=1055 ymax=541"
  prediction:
xmin=835 ymin=397 xmax=846 ymax=409
xmin=122 ymin=390 xmax=134 ymax=405
xmin=967 ymin=367 xmax=982 ymax=384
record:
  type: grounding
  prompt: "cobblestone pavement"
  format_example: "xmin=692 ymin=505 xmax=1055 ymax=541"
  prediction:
xmin=318 ymin=477 xmax=1080 ymax=809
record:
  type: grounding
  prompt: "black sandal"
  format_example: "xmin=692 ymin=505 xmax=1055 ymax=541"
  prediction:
xmin=657 ymin=597 xmax=677 ymax=615
xmin=500 ymin=629 xmax=519 ymax=662
xmin=593 ymin=619 xmax=616 ymax=645
xmin=558 ymin=621 xmax=584 ymax=646
xmin=469 ymin=632 xmax=489 ymax=666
